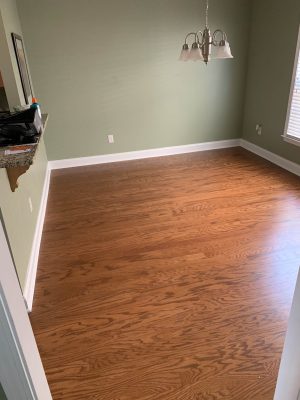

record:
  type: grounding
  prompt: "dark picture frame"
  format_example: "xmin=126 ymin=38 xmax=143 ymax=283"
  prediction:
xmin=11 ymin=33 xmax=33 ymax=104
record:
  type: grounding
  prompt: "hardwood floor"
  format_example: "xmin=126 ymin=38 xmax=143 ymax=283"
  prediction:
xmin=30 ymin=148 xmax=300 ymax=400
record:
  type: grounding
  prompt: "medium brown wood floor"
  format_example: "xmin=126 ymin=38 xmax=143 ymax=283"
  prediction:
xmin=31 ymin=148 xmax=300 ymax=400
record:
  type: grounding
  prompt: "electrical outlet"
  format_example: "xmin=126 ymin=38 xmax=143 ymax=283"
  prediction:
xmin=256 ymin=124 xmax=262 ymax=136
xmin=107 ymin=134 xmax=114 ymax=144
xmin=28 ymin=197 xmax=33 ymax=213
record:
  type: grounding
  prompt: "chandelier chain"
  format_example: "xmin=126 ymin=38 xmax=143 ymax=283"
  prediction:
xmin=205 ymin=0 xmax=209 ymax=27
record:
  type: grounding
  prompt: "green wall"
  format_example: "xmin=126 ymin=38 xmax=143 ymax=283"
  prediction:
xmin=0 ymin=0 xmax=48 ymax=289
xmin=17 ymin=0 xmax=251 ymax=161
xmin=243 ymin=0 xmax=300 ymax=164
xmin=0 ymin=142 xmax=48 ymax=288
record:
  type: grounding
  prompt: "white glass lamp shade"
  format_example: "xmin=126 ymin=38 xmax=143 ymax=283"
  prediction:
xmin=189 ymin=43 xmax=204 ymax=62
xmin=214 ymin=41 xmax=233 ymax=59
xmin=179 ymin=44 xmax=190 ymax=61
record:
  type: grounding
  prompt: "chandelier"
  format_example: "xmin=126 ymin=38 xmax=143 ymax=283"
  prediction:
xmin=179 ymin=0 xmax=233 ymax=65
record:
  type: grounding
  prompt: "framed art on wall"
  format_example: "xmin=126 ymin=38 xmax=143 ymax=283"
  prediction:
xmin=11 ymin=33 xmax=33 ymax=104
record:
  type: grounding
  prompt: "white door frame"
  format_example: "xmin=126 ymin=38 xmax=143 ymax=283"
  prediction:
xmin=274 ymin=268 xmax=300 ymax=400
xmin=0 ymin=220 xmax=52 ymax=399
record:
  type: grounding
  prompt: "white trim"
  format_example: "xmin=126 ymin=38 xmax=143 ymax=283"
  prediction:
xmin=283 ymin=24 xmax=300 ymax=143
xmin=48 ymin=139 xmax=241 ymax=170
xmin=0 ymin=222 xmax=52 ymax=399
xmin=25 ymin=137 xmax=298 ymax=315
xmin=0 ymin=291 xmax=36 ymax=399
xmin=283 ymin=134 xmax=300 ymax=148
xmin=23 ymin=139 xmax=239 ymax=311
xmin=274 ymin=268 xmax=300 ymax=400
xmin=240 ymin=139 xmax=300 ymax=177
xmin=23 ymin=165 xmax=51 ymax=312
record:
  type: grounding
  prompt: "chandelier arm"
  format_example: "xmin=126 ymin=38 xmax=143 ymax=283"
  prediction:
xmin=212 ymin=29 xmax=227 ymax=46
xmin=196 ymin=30 xmax=203 ymax=46
xmin=184 ymin=32 xmax=197 ymax=44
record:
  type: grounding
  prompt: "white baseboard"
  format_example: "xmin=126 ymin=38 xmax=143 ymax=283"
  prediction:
xmin=240 ymin=139 xmax=300 ymax=177
xmin=25 ymin=138 xmax=297 ymax=313
xmin=23 ymin=166 xmax=51 ymax=312
xmin=49 ymin=139 xmax=240 ymax=170
xmin=23 ymin=139 xmax=239 ymax=311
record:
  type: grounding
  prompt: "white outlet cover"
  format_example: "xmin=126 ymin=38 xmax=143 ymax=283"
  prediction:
xmin=107 ymin=134 xmax=114 ymax=144
xmin=28 ymin=197 xmax=33 ymax=213
xmin=256 ymin=124 xmax=262 ymax=135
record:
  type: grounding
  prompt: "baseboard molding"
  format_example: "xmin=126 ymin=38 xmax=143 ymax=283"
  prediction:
xmin=23 ymin=139 xmax=239 ymax=311
xmin=240 ymin=139 xmax=300 ymax=177
xmin=23 ymin=166 xmax=51 ymax=312
xmin=49 ymin=139 xmax=241 ymax=170
xmin=25 ymin=138 xmax=297 ymax=312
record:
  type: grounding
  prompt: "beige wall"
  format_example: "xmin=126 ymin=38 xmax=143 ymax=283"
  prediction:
xmin=17 ymin=0 xmax=251 ymax=160
xmin=0 ymin=0 xmax=48 ymax=289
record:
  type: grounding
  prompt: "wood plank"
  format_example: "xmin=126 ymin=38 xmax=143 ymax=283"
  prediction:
xmin=30 ymin=148 xmax=300 ymax=400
